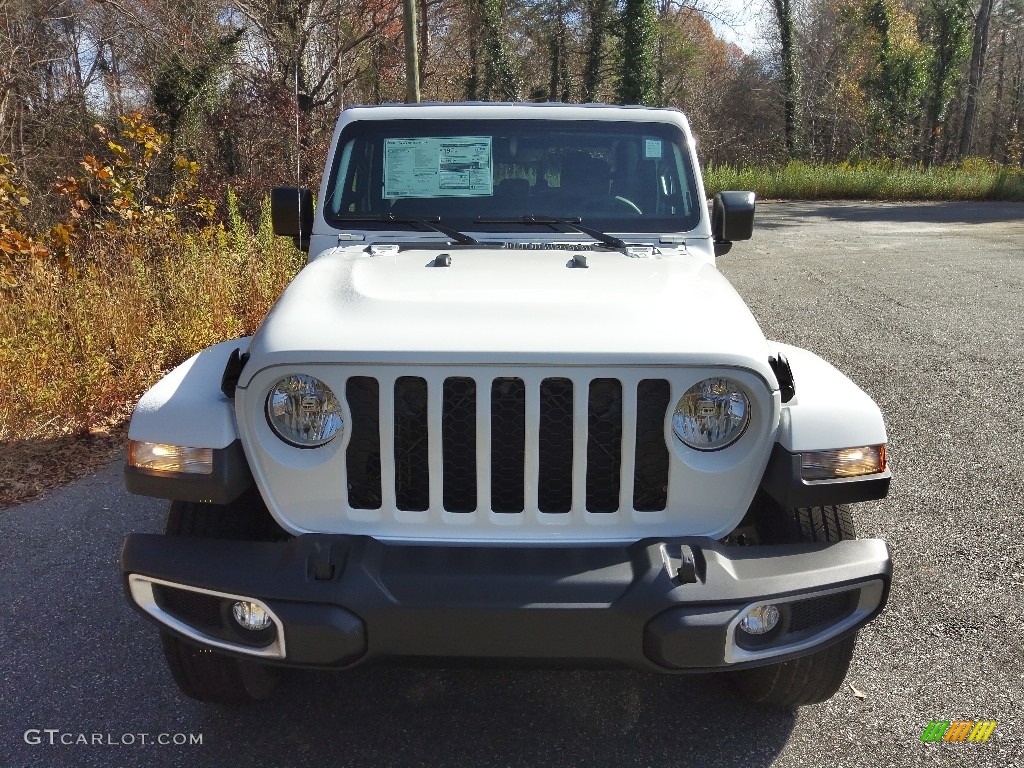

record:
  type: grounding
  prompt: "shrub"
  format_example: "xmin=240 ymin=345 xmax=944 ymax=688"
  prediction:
xmin=0 ymin=116 xmax=303 ymax=441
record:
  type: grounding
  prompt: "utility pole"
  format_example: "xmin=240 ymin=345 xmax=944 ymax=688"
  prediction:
xmin=403 ymin=0 xmax=421 ymax=103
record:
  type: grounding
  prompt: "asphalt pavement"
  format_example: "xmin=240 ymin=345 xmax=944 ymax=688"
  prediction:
xmin=2 ymin=201 xmax=1022 ymax=767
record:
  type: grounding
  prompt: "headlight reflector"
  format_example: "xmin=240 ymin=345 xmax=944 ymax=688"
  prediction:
xmin=266 ymin=374 xmax=343 ymax=447
xmin=128 ymin=441 xmax=213 ymax=474
xmin=672 ymin=377 xmax=750 ymax=451
xmin=801 ymin=445 xmax=886 ymax=480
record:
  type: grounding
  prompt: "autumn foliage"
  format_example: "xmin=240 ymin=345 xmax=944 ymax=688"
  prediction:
xmin=0 ymin=114 xmax=303 ymax=442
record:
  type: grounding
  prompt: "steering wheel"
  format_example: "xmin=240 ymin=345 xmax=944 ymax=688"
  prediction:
xmin=613 ymin=195 xmax=643 ymax=215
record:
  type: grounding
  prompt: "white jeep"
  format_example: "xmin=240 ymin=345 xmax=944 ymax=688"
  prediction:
xmin=121 ymin=103 xmax=892 ymax=708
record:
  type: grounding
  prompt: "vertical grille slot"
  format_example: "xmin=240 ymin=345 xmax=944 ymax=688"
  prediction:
xmin=394 ymin=376 xmax=429 ymax=511
xmin=633 ymin=379 xmax=670 ymax=511
xmin=442 ymin=377 xmax=477 ymax=512
xmin=538 ymin=378 xmax=574 ymax=513
xmin=345 ymin=377 xmax=382 ymax=509
xmin=490 ymin=378 xmax=525 ymax=512
xmin=586 ymin=378 xmax=622 ymax=512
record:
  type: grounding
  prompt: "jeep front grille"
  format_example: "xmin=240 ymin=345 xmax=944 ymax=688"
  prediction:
xmin=344 ymin=374 xmax=671 ymax=515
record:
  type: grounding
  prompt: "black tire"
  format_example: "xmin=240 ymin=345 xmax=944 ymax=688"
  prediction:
xmin=754 ymin=498 xmax=856 ymax=545
xmin=729 ymin=501 xmax=858 ymax=708
xmin=164 ymin=488 xmax=288 ymax=543
xmin=161 ymin=633 xmax=280 ymax=704
xmin=159 ymin=490 xmax=286 ymax=704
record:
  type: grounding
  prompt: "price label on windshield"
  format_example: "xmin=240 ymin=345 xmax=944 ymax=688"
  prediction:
xmin=383 ymin=137 xmax=493 ymax=199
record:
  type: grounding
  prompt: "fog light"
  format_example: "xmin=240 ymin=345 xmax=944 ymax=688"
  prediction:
xmin=738 ymin=604 xmax=780 ymax=635
xmin=231 ymin=601 xmax=273 ymax=631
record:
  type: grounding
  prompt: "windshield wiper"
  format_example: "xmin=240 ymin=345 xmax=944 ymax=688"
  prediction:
xmin=335 ymin=214 xmax=479 ymax=245
xmin=474 ymin=215 xmax=627 ymax=250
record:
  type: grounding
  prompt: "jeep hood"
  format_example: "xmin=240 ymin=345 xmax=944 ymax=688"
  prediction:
xmin=241 ymin=246 xmax=774 ymax=382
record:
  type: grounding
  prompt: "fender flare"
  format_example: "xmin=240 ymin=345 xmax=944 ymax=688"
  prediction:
xmin=126 ymin=338 xmax=253 ymax=503
xmin=772 ymin=342 xmax=888 ymax=452
xmin=761 ymin=342 xmax=891 ymax=508
xmin=129 ymin=338 xmax=250 ymax=448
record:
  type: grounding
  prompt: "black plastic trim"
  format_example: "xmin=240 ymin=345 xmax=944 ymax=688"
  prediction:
xmin=712 ymin=191 xmax=755 ymax=242
xmin=768 ymin=354 xmax=796 ymax=402
xmin=120 ymin=533 xmax=891 ymax=672
xmin=270 ymin=186 xmax=314 ymax=251
xmin=124 ymin=439 xmax=252 ymax=504
xmin=760 ymin=443 xmax=891 ymax=508
xmin=220 ymin=348 xmax=249 ymax=398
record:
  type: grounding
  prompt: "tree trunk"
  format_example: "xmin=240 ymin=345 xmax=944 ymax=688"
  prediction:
xmin=958 ymin=0 xmax=994 ymax=158
xmin=418 ymin=0 xmax=429 ymax=82
xmin=465 ymin=0 xmax=480 ymax=100
xmin=548 ymin=0 xmax=567 ymax=102
xmin=583 ymin=0 xmax=610 ymax=102
xmin=989 ymin=29 xmax=1006 ymax=158
xmin=617 ymin=0 xmax=657 ymax=105
xmin=772 ymin=0 xmax=800 ymax=157
xmin=402 ymin=0 xmax=420 ymax=102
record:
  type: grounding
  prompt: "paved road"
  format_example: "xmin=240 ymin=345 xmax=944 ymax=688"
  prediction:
xmin=2 ymin=201 xmax=1022 ymax=767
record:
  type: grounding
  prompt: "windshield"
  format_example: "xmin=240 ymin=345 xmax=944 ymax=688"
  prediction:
xmin=325 ymin=119 xmax=701 ymax=234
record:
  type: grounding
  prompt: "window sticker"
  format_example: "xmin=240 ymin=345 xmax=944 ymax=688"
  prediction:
xmin=383 ymin=137 xmax=493 ymax=198
xmin=645 ymin=138 xmax=663 ymax=159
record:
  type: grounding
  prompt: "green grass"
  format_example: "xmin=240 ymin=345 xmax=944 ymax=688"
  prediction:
xmin=704 ymin=159 xmax=1024 ymax=201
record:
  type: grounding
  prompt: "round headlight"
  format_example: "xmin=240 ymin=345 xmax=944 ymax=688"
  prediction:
xmin=672 ymin=377 xmax=750 ymax=451
xmin=266 ymin=374 xmax=343 ymax=447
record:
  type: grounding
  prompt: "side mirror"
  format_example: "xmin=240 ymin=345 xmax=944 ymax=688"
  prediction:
xmin=271 ymin=187 xmax=314 ymax=251
xmin=711 ymin=191 xmax=755 ymax=256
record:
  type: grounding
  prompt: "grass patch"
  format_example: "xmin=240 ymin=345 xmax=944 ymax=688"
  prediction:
xmin=0 ymin=197 xmax=303 ymax=443
xmin=704 ymin=159 xmax=1024 ymax=201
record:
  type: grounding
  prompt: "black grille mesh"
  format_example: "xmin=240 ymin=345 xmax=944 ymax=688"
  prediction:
xmin=394 ymin=377 xmax=430 ymax=511
xmin=633 ymin=379 xmax=670 ymax=511
xmin=345 ymin=377 xmax=382 ymax=509
xmin=538 ymin=378 xmax=574 ymax=513
xmin=586 ymin=379 xmax=622 ymax=512
xmin=490 ymin=378 xmax=526 ymax=512
xmin=442 ymin=377 xmax=477 ymax=512
xmin=154 ymin=585 xmax=223 ymax=630
xmin=788 ymin=591 xmax=856 ymax=633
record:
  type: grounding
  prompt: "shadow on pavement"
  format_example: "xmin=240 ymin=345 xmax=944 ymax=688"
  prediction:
xmin=759 ymin=200 xmax=1024 ymax=226
xmin=193 ymin=665 xmax=797 ymax=767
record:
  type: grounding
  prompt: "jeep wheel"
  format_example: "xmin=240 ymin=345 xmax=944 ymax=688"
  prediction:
xmin=728 ymin=502 xmax=858 ymax=708
xmin=159 ymin=492 xmax=287 ymax=704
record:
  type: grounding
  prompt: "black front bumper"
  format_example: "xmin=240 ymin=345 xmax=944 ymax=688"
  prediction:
xmin=120 ymin=534 xmax=891 ymax=672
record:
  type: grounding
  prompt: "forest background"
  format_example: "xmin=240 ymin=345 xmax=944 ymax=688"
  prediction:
xmin=1 ymin=0 xmax=1022 ymax=501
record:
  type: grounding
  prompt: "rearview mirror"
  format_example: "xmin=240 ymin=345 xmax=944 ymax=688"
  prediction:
xmin=711 ymin=191 xmax=756 ymax=256
xmin=271 ymin=187 xmax=314 ymax=251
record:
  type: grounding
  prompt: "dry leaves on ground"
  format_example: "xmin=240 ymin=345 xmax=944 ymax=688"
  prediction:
xmin=0 ymin=422 xmax=128 ymax=509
